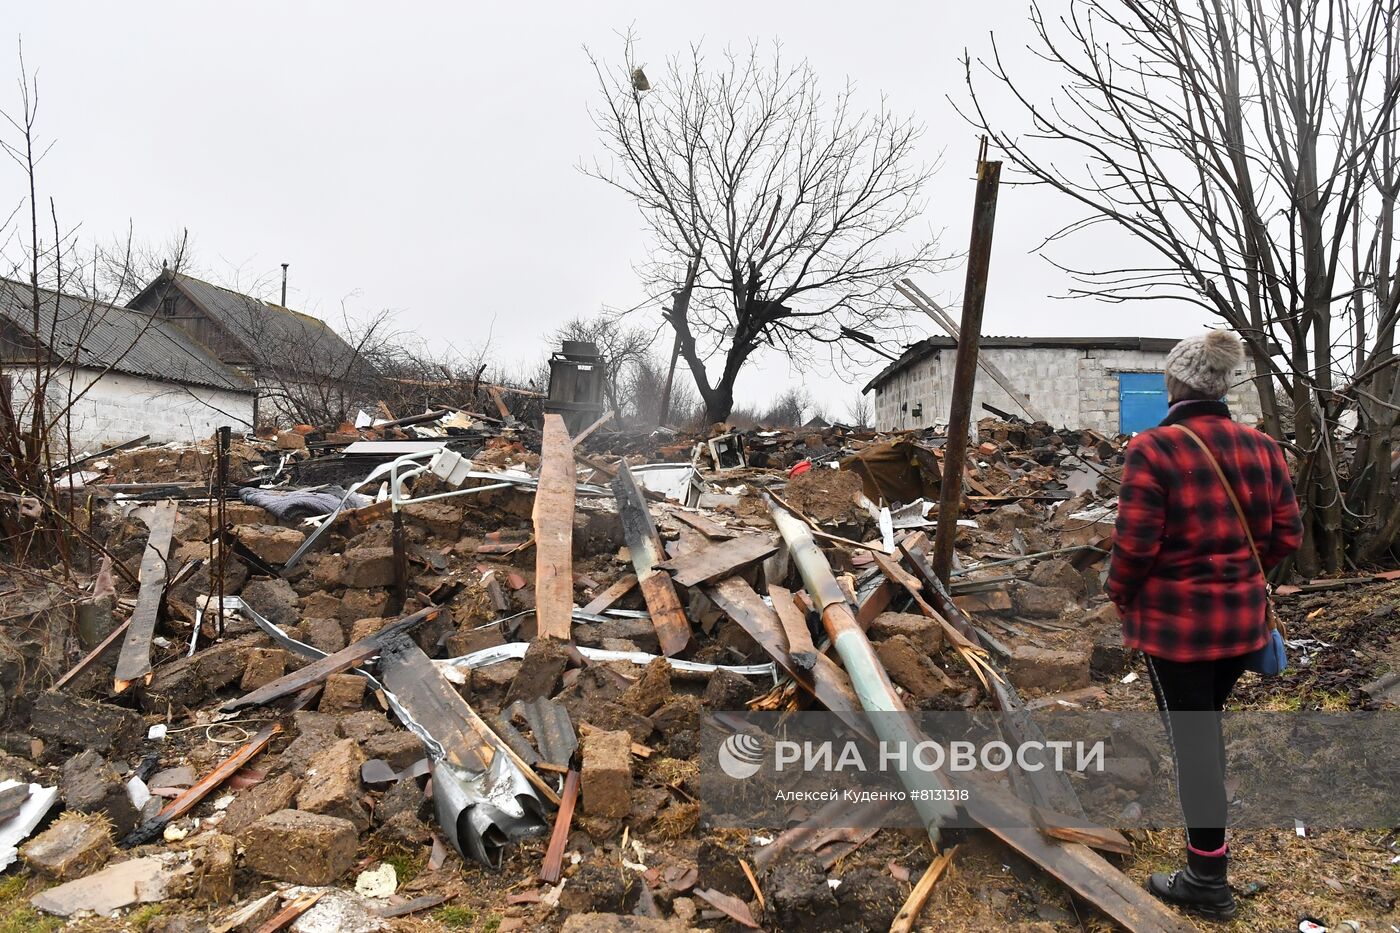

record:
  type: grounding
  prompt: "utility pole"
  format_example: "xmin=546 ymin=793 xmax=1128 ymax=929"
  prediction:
xmin=932 ymin=140 xmax=1001 ymax=584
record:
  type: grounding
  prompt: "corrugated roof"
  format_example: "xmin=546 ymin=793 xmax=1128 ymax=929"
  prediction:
xmin=0 ymin=278 xmax=253 ymax=392
xmin=158 ymin=273 xmax=366 ymax=378
xmin=862 ymin=335 xmax=1184 ymax=393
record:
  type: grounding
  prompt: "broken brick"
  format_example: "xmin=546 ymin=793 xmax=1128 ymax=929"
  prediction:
xmin=298 ymin=617 xmax=347 ymax=654
xmin=875 ymin=635 xmax=954 ymax=699
xmin=582 ymin=729 xmax=633 ymax=819
xmin=348 ymin=617 xmax=389 ymax=643
xmin=620 ymin=657 xmax=672 ymax=716
xmin=60 ymin=749 xmax=139 ymax=838
xmin=319 ymin=673 xmax=367 ymax=712
xmin=21 ymin=812 xmax=112 ymax=880
xmin=503 ymin=637 xmax=570 ymax=707
xmin=1007 ymin=645 xmax=1091 ymax=695
xmin=341 ymin=546 xmax=396 ymax=588
xmin=362 ymin=731 xmax=423 ymax=771
xmin=240 ymin=577 xmax=300 ymax=627
xmin=221 ymin=771 xmax=300 ymax=835
xmin=30 ymin=692 xmax=143 ymax=754
xmin=233 ymin=524 xmax=304 ymax=565
xmin=190 ymin=833 xmax=237 ymax=905
xmin=239 ymin=647 xmax=287 ymax=691
xmin=239 ymin=809 xmax=358 ymax=885
xmin=296 ymin=738 xmax=369 ymax=829
xmin=868 ymin=611 xmax=944 ymax=656
xmin=1012 ymin=582 xmax=1079 ymax=619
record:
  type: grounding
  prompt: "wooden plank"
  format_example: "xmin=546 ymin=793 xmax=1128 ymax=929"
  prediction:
xmin=52 ymin=617 xmax=131 ymax=692
xmin=539 ymin=769 xmax=579 ymax=883
xmin=378 ymin=634 xmax=559 ymax=805
xmin=221 ymin=605 xmax=441 ymax=711
xmin=706 ymin=578 xmax=870 ymax=738
xmin=569 ymin=410 xmax=614 ymax=448
xmin=855 ymin=579 xmax=896 ymax=629
xmin=487 ymin=385 xmax=512 ymax=420
xmin=581 ymin=574 xmax=637 ymax=615
xmin=638 ymin=570 xmax=691 ymax=657
xmin=252 ymin=890 xmax=325 ymax=933
xmin=767 ymin=584 xmax=816 ymax=672
xmin=613 ymin=460 xmax=690 ymax=656
xmin=1031 ymin=806 xmax=1133 ymax=855
xmin=533 ymin=414 xmax=576 ymax=641
xmin=669 ymin=510 xmax=738 ymax=540
xmin=113 ymin=500 xmax=178 ymax=692
xmin=657 ymin=535 xmax=778 ymax=588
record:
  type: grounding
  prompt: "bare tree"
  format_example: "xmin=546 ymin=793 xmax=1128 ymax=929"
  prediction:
xmin=621 ymin=349 xmax=701 ymax=426
xmin=965 ymin=0 xmax=1400 ymax=573
xmin=241 ymin=302 xmax=395 ymax=427
xmin=0 ymin=53 xmax=194 ymax=567
xmin=586 ymin=37 xmax=942 ymax=423
xmin=846 ymin=391 xmax=872 ymax=428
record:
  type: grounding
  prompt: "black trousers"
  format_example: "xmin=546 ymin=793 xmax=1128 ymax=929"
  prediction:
xmin=1143 ymin=653 xmax=1249 ymax=853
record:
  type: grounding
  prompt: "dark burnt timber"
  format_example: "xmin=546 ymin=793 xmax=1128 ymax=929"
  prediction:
xmin=931 ymin=152 xmax=1000 ymax=585
xmin=220 ymin=605 xmax=441 ymax=711
xmin=613 ymin=459 xmax=690 ymax=656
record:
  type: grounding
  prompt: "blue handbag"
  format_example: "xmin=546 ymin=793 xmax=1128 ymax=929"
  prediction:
xmin=1175 ymin=426 xmax=1288 ymax=677
xmin=1244 ymin=628 xmax=1288 ymax=676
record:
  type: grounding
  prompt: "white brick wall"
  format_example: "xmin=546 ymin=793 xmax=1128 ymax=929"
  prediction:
xmin=870 ymin=346 xmax=1263 ymax=434
xmin=3 ymin=364 xmax=256 ymax=458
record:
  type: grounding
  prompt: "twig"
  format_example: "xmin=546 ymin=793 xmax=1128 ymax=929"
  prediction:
xmin=890 ymin=846 xmax=957 ymax=933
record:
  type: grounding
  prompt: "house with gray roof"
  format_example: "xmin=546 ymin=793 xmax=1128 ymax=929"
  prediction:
xmin=0 ymin=278 xmax=255 ymax=454
xmin=127 ymin=271 xmax=376 ymax=425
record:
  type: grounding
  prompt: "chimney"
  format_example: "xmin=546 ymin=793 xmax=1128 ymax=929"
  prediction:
xmin=280 ymin=263 xmax=289 ymax=307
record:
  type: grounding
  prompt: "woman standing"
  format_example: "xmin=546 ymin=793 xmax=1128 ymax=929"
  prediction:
xmin=1107 ymin=329 xmax=1302 ymax=921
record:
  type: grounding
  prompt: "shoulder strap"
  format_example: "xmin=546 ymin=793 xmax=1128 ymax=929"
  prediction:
xmin=1174 ymin=424 xmax=1266 ymax=576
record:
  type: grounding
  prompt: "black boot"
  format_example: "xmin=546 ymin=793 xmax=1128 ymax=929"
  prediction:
xmin=1146 ymin=850 xmax=1236 ymax=921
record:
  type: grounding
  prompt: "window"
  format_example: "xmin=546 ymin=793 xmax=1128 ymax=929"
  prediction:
xmin=159 ymin=295 xmax=178 ymax=317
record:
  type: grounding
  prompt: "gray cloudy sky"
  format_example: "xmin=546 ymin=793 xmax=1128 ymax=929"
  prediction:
xmin=4 ymin=2 xmax=1211 ymax=417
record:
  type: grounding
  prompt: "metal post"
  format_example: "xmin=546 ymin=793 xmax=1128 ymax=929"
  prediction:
xmin=215 ymin=426 xmax=230 ymax=636
xmin=932 ymin=146 xmax=1001 ymax=584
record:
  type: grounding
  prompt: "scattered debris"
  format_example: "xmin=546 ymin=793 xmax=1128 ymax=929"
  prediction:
xmin=1 ymin=396 xmax=1383 ymax=932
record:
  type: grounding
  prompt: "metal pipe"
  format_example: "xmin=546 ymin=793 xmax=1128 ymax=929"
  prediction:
xmin=766 ymin=494 xmax=955 ymax=844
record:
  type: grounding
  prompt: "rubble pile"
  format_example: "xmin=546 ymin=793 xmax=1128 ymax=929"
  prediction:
xmin=1 ymin=405 xmax=1394 ymax=931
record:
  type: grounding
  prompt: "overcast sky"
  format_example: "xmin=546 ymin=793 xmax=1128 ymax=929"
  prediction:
xmin=3 ymin=2 xmax=1213 ymax=418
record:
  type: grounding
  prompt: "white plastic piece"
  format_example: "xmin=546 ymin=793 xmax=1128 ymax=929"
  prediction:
xmin=428 ymin=448 xmax=473 ymax=488
xmin=0 ymin=781 xmax=59 ymax=870
xmin=126 ymin=776 xmax=151 ymax=811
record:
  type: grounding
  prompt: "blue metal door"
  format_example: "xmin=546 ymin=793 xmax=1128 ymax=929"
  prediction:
xmin=1118 ymin=372 xmax=1168 ymax=434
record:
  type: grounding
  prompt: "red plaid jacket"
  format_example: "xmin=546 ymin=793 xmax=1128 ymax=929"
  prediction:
xmin=1107 ymin=400 xmax=1302 ymax=662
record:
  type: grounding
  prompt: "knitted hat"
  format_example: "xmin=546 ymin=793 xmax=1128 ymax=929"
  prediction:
xmin=1163 ymin=330 xmax=1244 ymax=398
